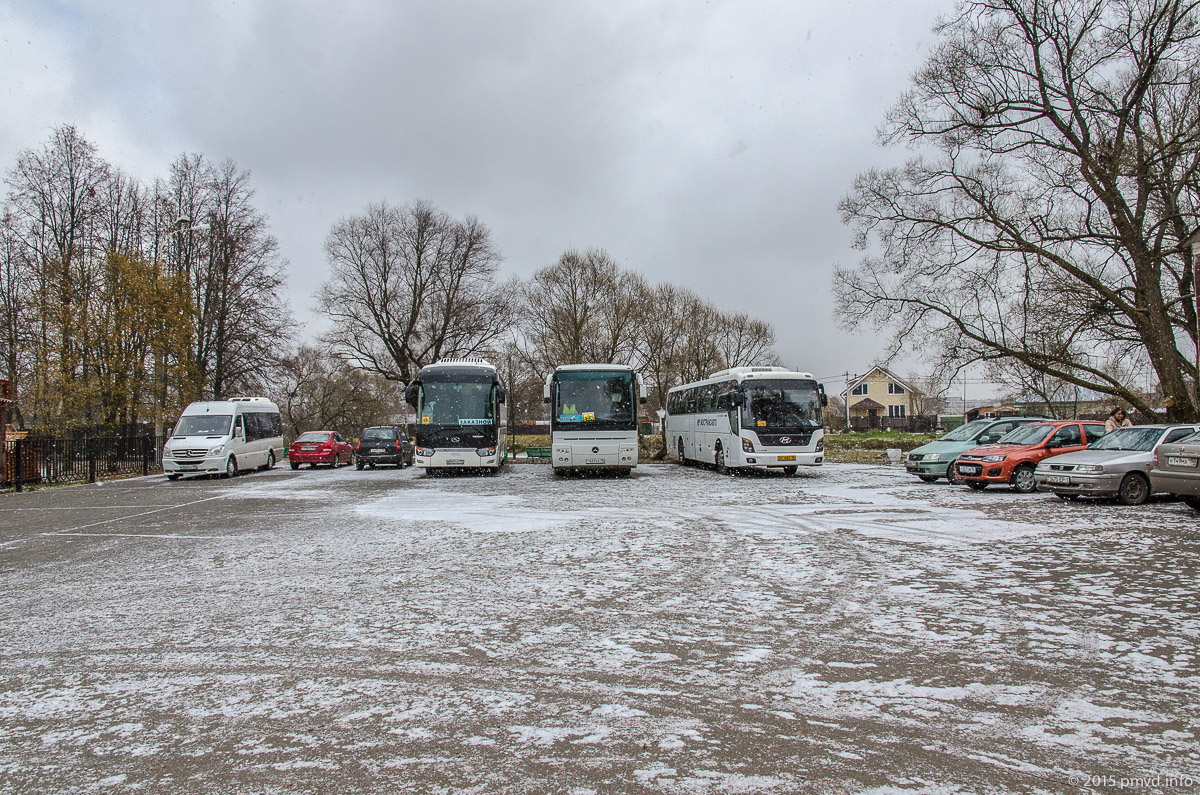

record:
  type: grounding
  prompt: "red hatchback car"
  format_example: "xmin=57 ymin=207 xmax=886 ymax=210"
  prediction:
xmin=288 ymin=431 xmax=354 ymax=469
xmin=955 ymin=420 xmax=1107 ymax=493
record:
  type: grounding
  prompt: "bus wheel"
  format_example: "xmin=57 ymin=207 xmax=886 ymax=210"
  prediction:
xmin=714 ymin=446 xmax=728 ymax=475
xmin=677 ymin=439 xmax=687 ymax=465
xmin=782 ymin=466 xmax=797 ymax=476
xmin=261 ymin=450 xmax=275 ymax=471
xmin=223 ymin=456 xmax=237 ymax=479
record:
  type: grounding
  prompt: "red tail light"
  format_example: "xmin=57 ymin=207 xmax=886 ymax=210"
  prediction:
xmin=395 ymin=439 xmax=402 ymax=449
xmin=356 ymin=441 xmax=361 ymax=450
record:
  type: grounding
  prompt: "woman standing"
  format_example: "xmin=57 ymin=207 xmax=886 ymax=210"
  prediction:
xmin=1105 ymin=407 xmax=1133 ymax=433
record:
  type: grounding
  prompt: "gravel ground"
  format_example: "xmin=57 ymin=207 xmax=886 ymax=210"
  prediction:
xmin=0 ymin=462 xmax=1197 ymax=794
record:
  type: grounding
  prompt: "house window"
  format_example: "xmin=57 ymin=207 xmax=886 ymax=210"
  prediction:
xmin=851 ymin=383 xmax=868 ymax=396
xmin=888 ymin=404 xmax=907 ymax=418
xmin=888 ymin=382 xmax=906 ymax=395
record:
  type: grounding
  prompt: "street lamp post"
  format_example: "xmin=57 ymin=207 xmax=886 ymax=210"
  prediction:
xmin=1186 ymin=228 xmax=1200 ymax=419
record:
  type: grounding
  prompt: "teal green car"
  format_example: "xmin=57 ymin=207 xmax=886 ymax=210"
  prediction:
xmin=905 ymin=417 xmax=1045 ymax=483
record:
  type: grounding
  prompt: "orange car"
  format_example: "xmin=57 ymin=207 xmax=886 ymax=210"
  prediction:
xmin=954 ymin=420 xmax=1107 ymax=493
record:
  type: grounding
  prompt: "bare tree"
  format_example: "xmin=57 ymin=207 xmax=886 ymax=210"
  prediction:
xmin=835 ymin=0 xmax=1200 ymax=420
xmin=318 ymin=200 xmax=511 ymax=382
xmin=273 ymin=344 xmax=404 ymax=437
xmin=515 ymin=248 xmax=646 ymax=376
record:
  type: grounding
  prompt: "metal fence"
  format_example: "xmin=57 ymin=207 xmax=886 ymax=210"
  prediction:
xmin=846 ymin=415 xmax=938 ymax=433
xmin=2 ymin=435 xmax=163 ymax=491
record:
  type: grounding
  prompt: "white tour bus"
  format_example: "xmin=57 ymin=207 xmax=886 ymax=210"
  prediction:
xmin=544 ymin=363 xmax=646 ymax=475
xmin=162 ymin=397 xmax=284 ymax=480
xmin=665 ymin=366 xmax=827 ymax=475
xmin=404 ymin=358 xmax=507 ymax=473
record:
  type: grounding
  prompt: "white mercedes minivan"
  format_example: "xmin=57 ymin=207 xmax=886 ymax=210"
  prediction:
xmin=162 ymin=397 xmax=284 ymax=480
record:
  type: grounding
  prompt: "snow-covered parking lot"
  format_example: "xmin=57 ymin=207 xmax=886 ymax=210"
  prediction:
xmin=0 ymin=462 xmax=1197 ymax=794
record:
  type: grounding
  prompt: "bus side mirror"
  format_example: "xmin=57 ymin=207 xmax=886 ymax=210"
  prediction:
xmin=818 ymin=384 xmax=828 ymax=407
xmin=543 ymin=383 xmax=551 ymax=404
xmin=730 ymin=392 xmax=745 ymax=407
xmin=639 ymin=380 xmax=647 ymax=404
xmin=404 ymin=382 xmax=419 ymax=407
xmin=496 ymin=385 xmax=507 ymax=405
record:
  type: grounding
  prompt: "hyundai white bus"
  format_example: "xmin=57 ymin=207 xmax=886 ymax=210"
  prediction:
xmin=544 ymin=363 xmax=646 ymax=475
xmin=665 ymin=367 xmax=827 ymax=475
xmin=163 ymin=397 xmax=284 ymax=480
xmin=404 ymin=358 xmax=507 ymax=473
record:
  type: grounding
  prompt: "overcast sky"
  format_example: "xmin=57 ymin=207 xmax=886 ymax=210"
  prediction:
xmin=1 ymin=0 xmax=953 ymax=388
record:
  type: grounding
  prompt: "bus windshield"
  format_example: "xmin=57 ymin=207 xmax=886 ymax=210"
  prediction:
xmin=174 ymin=415 xmax=232 ymax=437
xmin=741 ymin=380 xmax=822 ymax=431
xmin=555 ymin=371 xmax=635 ymax=425
xmin=420 ymin=382 xmax=494 ymax=426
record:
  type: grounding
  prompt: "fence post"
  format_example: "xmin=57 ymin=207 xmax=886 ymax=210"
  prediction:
xmin=142 ymin=437 xmax=150 ymax=476
xmin=13 ymin=439 xmax=22 ymax=493
xmin=88 ymin=438 xmax=97 ymax=484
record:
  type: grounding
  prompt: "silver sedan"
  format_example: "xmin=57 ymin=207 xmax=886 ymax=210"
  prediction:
xmin=1034 ymin=424 xmax=1200 ymax=505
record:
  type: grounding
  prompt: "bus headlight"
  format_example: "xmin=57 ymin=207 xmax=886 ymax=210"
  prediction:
xmin=208 ymin=445 xmax=224 ymax=455
xmin=815 ymin=438 xmax=824 ymax=453
xmin=416 ymin=446 xmax=434 ymax=457
xmin=742 ymin=439 xmax=755 ymax=453
xmin=476 ymin=446 xmax=496 ymax=457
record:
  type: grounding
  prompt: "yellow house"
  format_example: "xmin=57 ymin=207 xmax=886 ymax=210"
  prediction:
xmin=841 ymin=367 xmax=916 ymax=422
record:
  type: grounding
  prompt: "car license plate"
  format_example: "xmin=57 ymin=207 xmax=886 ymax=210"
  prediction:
xmin=957 ymin=464 xmax=980 ymax=475
xmin=301 ymin=445 xmax=317 ymax=451
xmin=778 ymin=455 xmax=796 ymax=461
xmin=1046 ymin=474 xmax=1070 ymax=484
xmin=372 ymin=447 xmax=385 ymax=453
xmin=446 ymin=459 xmax=464 ymax=465
xmin=1166 ymin=456 xmax=1198 ymax=468
xmin=180 ymin=464 xmax=197 ymax=470
xmin=586 ymin=458 xmax=605 ymax=464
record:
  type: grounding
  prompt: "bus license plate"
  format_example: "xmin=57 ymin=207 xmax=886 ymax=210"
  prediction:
xmin=1167 ymin=456 xmax=1198 ymax=468
xmin=777 ymin=455 xmax=796 ymax=461
xmin=586 ymin=458 xmax=605 ymax=464
xmin=1046 ymin=474 xmax=1070 ymax=484
xmin=447 ymin=459 xmax=464 ymax=465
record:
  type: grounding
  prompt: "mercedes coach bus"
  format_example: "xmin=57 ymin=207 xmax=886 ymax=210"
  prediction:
xmin=404 ymin=358 xmax=507 ymax=473
xmin=544 ymin=363 xmax=646 ymax=475
xmin=665 ymin=366 xmax=827 ymax=475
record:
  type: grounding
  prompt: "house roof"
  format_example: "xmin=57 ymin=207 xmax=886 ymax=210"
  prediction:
xmin=839 ymin=366 xmax=915 ymax=398
xmin=850 ymin=397 xmax=886 ymax=411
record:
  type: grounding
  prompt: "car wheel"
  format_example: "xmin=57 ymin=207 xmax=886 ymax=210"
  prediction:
xmin=1183 ymin=496 xmax=1200 ymax=511
xmin=261 ymin=450 xmax=275 ymax=471
xmin=715 ymin=445 xmax=727 ymax=475
xmin=290 ymin=461 xmax=299 ymax=470
xmin=967 ymin=481 xmax=988 ymax=490
xmin=918 ymin=474 xmax=939 ymax=483
xmin=223 ymin=456 xmax=236 ymax=479
xmin=782 ymin=466 xmax=798 ymax=475
xmin=945 ymin=463 xmax=961 ymax=485
xmin=1011 ymin=464 xmax=1036 ymax=494
xmin=1117 ymin=473 xmax=1150 ymax=506
xmin=166 ymin=474 xmax=180 ymax=481
xmin=356 ymin=459 xmax=364 ymax=470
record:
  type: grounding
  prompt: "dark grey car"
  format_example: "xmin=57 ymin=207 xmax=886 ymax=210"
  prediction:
xmin=355 ymin=426 xmax=414 ymax=469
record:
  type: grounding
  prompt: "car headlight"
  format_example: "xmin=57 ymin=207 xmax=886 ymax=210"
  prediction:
xmin=981 ymin=454 xmax=1007 ymax=462
xmin=1074 ymin=464 xmax=1104 ymax=473
xmin=208 ymin=445 xmax=224 ymax=455
xmin=742 ymin=439 xmax=755 ymax=453
xmin=923 ymin=453 xmax=941 ymax=461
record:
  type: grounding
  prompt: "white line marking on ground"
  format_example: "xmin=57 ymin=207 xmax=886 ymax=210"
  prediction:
xmin=40 ymin=494 xmax=231 ymax=535
xmin=42 ymin=532 xmax=221 ymax=539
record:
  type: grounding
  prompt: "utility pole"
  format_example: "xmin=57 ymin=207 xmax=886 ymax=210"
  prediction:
xmin=1189 ymin=228 xmax=1200 ymax=417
